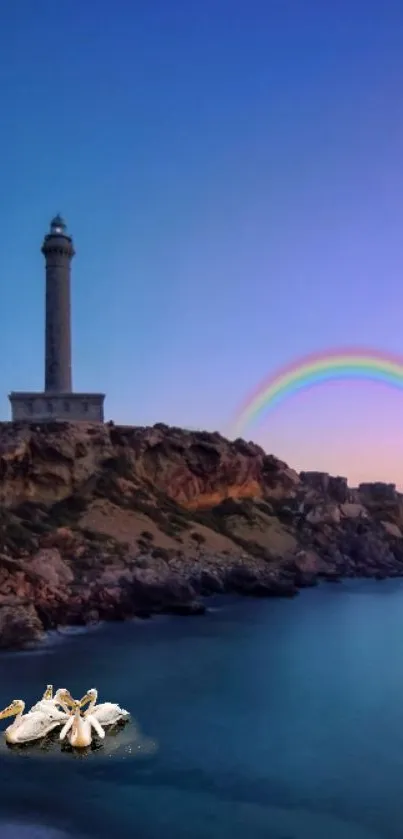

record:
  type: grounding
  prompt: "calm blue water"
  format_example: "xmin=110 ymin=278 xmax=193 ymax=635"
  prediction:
xmin=0 ymin=582 xmax=403 ymax=838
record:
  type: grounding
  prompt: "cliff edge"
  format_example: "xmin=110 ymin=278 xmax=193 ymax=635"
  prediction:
xmin=0 ymin=421 xmax=402 ymax=649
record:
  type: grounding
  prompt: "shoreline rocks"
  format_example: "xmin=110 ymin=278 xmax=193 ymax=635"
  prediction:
xmin=0 ymin=421 xmax=402 ymax=649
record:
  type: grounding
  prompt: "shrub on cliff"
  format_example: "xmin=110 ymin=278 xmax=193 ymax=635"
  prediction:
xmin=190 ymin=532 xmax=206 ymax=546
xmin=49 ymin=494 xmax=88 ymax=527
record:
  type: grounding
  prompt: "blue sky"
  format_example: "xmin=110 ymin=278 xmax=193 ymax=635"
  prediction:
xmin=2 ymin=0 xmax=403 ymax=484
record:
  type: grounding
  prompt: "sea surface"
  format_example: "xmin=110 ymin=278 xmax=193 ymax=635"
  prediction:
xmin=0 ymin=581 xmax=403 ymax=838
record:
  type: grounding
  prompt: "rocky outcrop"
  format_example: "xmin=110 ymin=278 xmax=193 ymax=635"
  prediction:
xmin=0 ymin=422 xmax=301 ymax=509
xmin=0 ymin=421 xmax=402 ymax=649
xmin=300 ymin=472 xmax=350 ymax=503
xmin=0 ymin=602 xmax=44 ymax=649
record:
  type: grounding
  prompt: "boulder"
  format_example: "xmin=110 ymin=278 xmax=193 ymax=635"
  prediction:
xmin=381 ymin=521 xmax=403 ymax=539
xmin=0 ymin=603 xmax=44 ymax=649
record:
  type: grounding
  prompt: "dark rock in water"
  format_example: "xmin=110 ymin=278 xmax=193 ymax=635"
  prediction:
xmin=225 ymin=565 xmax=298 ymax=598
xmin=196 ymin=570 xmax=225 ymax=595
xmin=166 ymin=600 xmax=206 ymax=616
xmin=0 ymin=420 xmax=402 ymax=649
xmin=0 ymin=603 xmax=44 ymax=649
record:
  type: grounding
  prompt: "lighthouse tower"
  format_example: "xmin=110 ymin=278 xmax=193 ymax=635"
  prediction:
xmin=42 ymin=213 xmax=74 ymax=393
xmin=9 ymin=216 xmax=105 ymax=422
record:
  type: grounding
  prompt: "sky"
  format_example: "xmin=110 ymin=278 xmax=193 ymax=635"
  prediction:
xmin=1 ymin=0 xmax=403 ymax=486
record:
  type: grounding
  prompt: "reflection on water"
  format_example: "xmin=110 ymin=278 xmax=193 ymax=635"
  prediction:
xmin=0 ymin=586 xmax=403 ymax=838
xmin=0 ymin=719 xmax=158 ymax=762
xmin=0 ymin=825 xmax=75 ymax=839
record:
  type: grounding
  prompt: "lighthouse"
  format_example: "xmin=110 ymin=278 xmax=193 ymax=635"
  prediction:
xmin=9 ymin=216 xmax=105 ymax=422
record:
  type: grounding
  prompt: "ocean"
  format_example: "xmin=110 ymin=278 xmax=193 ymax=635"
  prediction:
xmin=0 ymin=582 xmax=402 ymax=839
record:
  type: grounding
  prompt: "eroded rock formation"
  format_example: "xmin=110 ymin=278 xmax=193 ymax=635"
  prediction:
xmin=0 ymin=421 xmax=401 ymax=649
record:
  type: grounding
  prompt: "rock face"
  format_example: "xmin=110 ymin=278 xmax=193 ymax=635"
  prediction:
xmin=0 ymin=421 xmax=402 ymax=649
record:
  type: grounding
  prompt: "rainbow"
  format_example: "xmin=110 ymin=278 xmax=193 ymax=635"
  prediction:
xmin=228 ymin=348 xmax=403 ymax=439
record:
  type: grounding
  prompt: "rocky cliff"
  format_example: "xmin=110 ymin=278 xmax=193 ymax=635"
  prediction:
xmin=0 ymin=420 xmax=402 ymax=649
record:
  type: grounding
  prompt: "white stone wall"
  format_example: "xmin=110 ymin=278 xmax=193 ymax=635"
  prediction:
xmin=9 ymin=393 xmax=104 ymax=423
